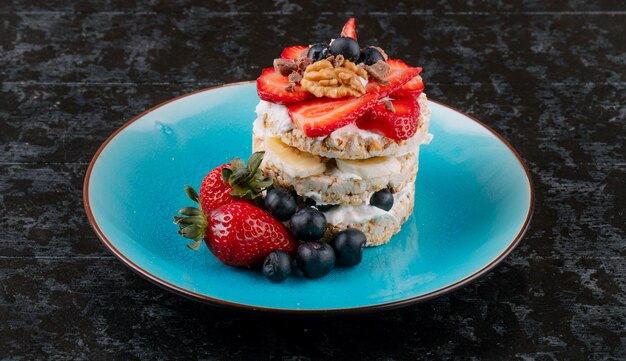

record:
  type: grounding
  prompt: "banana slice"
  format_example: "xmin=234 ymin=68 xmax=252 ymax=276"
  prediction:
xmin=264 ymin=138 xmax=326 ymax=178
xmin=335 ymin=156 xmax=401 ymax=179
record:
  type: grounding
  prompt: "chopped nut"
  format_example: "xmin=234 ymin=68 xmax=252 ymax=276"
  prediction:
xmin=285 ymin=82 xmax=296 ymax=92
xmin=288 ymin=71 xmax=303 ymax=84
xmin=296 ymin=56 xmax=313 ymax=72
xmin=301 ymin=59 xmax=369 ymax=98
xmin=273 ymin=58 xmax=297 ymax=76
xmin=363 ymin=60 xmax=390 ymax=85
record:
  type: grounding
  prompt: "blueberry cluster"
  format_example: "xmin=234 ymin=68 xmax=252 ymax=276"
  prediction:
xmin=261 ymin=188 xmax=367 ymax=282
xmin=307 ymin=38 xmax=386 ymax=65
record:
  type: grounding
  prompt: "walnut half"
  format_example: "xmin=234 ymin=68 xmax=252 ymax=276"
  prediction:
xmin=301 ymin=59 xmax=369 ymax=98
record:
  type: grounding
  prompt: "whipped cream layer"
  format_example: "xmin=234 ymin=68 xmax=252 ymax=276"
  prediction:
xmin=254 ymin=101 xmax=294 ymax=134
xmin=322 ymin=184 xmax=414 ymax=225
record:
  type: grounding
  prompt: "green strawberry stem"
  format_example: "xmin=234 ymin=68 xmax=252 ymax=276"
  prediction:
xmin=174 ymin=185 xmax=208 ymax=250
xmin=221 ymin=151 xmax=273 ymax=200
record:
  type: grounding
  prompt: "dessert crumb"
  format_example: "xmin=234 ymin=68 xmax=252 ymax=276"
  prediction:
xmin=384 ymin=100 xmax=396 ymax=113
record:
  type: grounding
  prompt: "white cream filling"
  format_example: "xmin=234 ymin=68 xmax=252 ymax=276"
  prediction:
xmin=324 ymin=204 xmax=390 ymax=224
xmin=322 ymin=185 xmax=413 ymax=225
xmin=252 ymin=116 xmax=272 ymax=138
xmin=329 ymin=122 xmax=384 ymax=141
xmin=255 ymin=101 xmax=293 ymax=133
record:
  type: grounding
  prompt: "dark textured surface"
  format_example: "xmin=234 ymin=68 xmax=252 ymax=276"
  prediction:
xmin=1 ymin=0 xmax=625 ymax=359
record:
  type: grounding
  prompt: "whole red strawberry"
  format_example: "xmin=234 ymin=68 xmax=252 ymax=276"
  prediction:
xmin=175 ymin=152 xmax=294 ymax=268
xmin=206 ymin=201 xmax=297 ymax=267
xmin=175 ymin=188 xmax=297 ymax=268
xmin=198 ymin=152 xmax=273 ymax=213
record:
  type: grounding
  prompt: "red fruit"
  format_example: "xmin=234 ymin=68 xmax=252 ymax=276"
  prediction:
xmin=197 ymin=152 xmax=273 ymax=213
xmin=340 ymin=18 xmax=357 ymax=40
xmin=387 ymin=59 xmax=424 ymax=97
xmin=257 ymin=68 xmax=312 ymax=104
xmin=369 ymin=60 xmax=422 ymax=99
xmin=281 ymin=45 xmax=308 ymax=60
xmin=199 ymin=164 xmax=233 ymax=213
xmin=393 ymin=75 xmax=424 ymax=97
xmin=287 ymin=92 xmax=378 ymax=137
xmin=206 ymin=202 xmax=297 ymax=268
xmin=287 ymin=63 xmax=421 ymax=137
xmin=175 ymin=154 xmax=285 ymax=268
xmin=357 ymin=97 xmax=421 ymax=141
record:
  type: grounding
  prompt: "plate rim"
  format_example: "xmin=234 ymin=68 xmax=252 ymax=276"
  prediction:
xmin=83 ymin=81 xmax=535 ymax=314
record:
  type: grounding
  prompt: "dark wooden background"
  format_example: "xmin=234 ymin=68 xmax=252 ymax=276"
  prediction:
xmin=1 ymin=1 xmax=624 ymax=359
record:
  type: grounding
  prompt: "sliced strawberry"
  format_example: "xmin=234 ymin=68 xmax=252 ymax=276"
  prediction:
xmin=387 ymin=59 xmax=425 ymax=97
xmin=393 ymin=75 xmax=424 ymax=97
xmin=257 ymin=68 xmax=312 ymax=104
xmin=366 ymin=64 xmax=422 ymax=98
xmin=287 ymin=62 xmax=420 ymax=137
xmin=340 ymin=18 xmax=357 ymax=40
xmin=287 ymin=92 xmax=378 ymax=137
xmin=281 ymin=45 xmax=308 ymax=60
xmin=357 ymin=96 xmax=421 ymax=141
xmin=386 ymin=59 xmax=412 ymax=69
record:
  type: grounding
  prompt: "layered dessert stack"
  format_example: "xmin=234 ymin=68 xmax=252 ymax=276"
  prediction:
xmin=252 ymin=19 xmax=431 ymax=246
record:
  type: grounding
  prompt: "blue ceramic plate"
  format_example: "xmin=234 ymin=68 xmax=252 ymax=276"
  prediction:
xmin=84 ymin=82 xmax=533 ymax=313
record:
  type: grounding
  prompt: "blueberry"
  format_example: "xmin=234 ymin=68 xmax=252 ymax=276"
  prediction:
xmin=262 ymin=250 xmax=292 ymax=283
xmin=329 ymin=37 xmax=360 ymax=61
xmin=307 ymin=43 xmax=330 ymax=61
xmin=358 ymin=46 xmax=385 ymax=65
xmin=330 ymin=229 xmax=366 ymax=267
xmin=290 ymin=207 xmax=327 ymax=241
xmin=296 ymin=242 xmax=335 ymax=279
xmin=370 ymin=189 xmax=394 ymax=211
xmin=265 ymin=188 xmax=297 ymax=222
